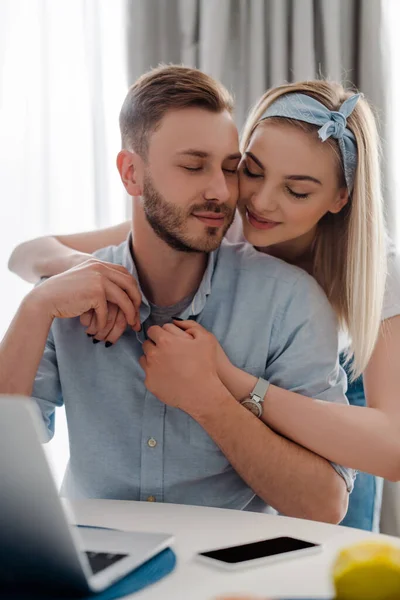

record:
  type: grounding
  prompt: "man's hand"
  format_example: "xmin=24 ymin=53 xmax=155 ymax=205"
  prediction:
xmin=139 ymin=320 xmax=223 ymax=414
xmin=28 ymin=259 xmax=142 ymax=332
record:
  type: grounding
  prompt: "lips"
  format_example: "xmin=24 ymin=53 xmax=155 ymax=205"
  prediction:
xmin=192 ymin=212 xmax=226 ymax=228
xmin=245 ymin=207 xmax=281 ymax=231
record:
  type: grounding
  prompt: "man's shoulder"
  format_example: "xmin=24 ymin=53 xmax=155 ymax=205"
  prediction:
xmin=217 ymin=240 xmax=333 ymax=315
xmin=218 ymin=240 xmax=312 ymax=287
xmin=92 ymin=240 xmax=128 ymax=267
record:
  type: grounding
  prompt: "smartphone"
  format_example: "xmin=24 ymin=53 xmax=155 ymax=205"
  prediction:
xmin=196 ymin=536 xmax=323 ymax=570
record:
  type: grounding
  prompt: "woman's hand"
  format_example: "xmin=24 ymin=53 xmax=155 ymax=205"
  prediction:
xmin=28 ymin=259 xmax=142 ymax=332
xmin=80 ymin=302 xmax=132 ymax=345
xmin=140 ymin=321 xmax=222 ymax=413
xmin=172 ymin=321 xmax=257 ymax=403
xmin=172 ymin=320 xmax=237 ymax=385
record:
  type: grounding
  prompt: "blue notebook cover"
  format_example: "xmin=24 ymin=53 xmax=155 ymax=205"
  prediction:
xmin=0 ymin=547 xmax=176 ymax=600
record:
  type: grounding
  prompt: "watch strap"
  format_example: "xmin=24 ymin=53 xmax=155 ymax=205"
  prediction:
xmin=250 ymin=377 xmax=270 ymax=404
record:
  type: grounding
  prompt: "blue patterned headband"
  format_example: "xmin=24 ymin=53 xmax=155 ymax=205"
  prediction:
xmin=258 ymin=92 xmax=362 ymax=192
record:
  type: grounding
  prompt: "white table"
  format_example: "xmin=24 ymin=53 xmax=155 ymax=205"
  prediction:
xmin=69 ymin=499 xmax=400 ymax=599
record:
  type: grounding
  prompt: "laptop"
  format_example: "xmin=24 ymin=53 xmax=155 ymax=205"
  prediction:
xmin=0 ymin=396 xmax=174 ymax=595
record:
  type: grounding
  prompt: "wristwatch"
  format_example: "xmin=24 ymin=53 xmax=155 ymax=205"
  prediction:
xmin=240 ymin=378 xmax=270 ymax=418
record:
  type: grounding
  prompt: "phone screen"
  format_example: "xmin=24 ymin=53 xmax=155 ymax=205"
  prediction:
xmin=199 ymin=536 xmax=320 ymax=564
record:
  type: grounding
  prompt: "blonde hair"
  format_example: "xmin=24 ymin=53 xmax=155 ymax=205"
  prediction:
xmin=242 ymin=81 xmax=387 ymax=379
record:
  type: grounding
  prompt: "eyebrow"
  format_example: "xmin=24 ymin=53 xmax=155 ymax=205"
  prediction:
xmin=245 ymin=152 xmax=322 ymax=185
xmin=245 ymin=151 xmax=264 ymax=169
xmin=177 ymin=150 xmax=242 ymax=161
xmin=285 ymin=174 xmax=322 ymax=185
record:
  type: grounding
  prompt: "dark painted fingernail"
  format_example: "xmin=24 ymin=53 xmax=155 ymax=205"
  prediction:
xmin=172 ymin=317 xmax=183 ymax=321
xmin=87 ymin=333 xmax=94 ymax=338
xmin=92 ymin=338 xmax=101 ymax=344
xmin=105 ymin=341 xmax=113 ymax=348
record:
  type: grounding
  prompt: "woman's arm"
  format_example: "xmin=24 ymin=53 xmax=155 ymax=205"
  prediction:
xmin=218 ymin=317 xmax=400 ymax=481
xmin=8 ymin=221 xmax=131 ymax=283
xmin=0 ymin=260 xmax=141 ymax=395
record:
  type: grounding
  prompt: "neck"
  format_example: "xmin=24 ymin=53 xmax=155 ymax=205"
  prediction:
xmin=257 ymin=227 xmax=316 ymax=274
xmin=131 ymin=201 xmax=207 ymax=306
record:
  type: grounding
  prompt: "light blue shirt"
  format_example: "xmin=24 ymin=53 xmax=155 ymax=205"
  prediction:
xmin=32 ymin=238 xmax=355 ymax=511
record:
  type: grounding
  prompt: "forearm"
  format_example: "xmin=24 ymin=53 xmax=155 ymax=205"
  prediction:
xmin=191 ymin=381 xmax=348 ymax=524
xmin=8 ymin=236 xmax=90 ymax=283
xmin=0 ymin=294 xmax=53 ymax=396
xmin=221 ymin=363 xmax=400 ymax=480
xmin=264 ymin=387 xmax=400 ymax=480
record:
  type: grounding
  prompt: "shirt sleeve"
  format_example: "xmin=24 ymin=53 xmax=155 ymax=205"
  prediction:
xmin=31 ymin=327 xmax=63 ymax=442
xmin=266 ymin=271 xmax=356 ymax=492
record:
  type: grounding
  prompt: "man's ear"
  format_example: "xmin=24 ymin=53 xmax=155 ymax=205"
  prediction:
xmin=329 ymin=187 xmax=349 ymax=214
xmin=116 ymin=150 xmax=144 ymax=196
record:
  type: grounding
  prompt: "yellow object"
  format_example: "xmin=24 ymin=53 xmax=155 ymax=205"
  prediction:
xmin=332 ymin=540 xmax=400 ymax=600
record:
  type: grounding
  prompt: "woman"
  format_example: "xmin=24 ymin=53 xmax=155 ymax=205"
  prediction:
xmin=9 ymin=80 xmax=400 ymax=532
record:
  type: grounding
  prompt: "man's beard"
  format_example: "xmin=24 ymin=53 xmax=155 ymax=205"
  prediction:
xmin=142 ymin=172 xmax=235 ymax=253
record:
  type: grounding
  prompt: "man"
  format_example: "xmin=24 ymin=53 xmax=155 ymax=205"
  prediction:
xmin=0 ymin=65 xmax=353 ymax=522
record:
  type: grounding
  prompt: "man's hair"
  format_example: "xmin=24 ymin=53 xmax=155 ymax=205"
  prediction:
xmin=119 ymin=64 xmax=234 ymax=157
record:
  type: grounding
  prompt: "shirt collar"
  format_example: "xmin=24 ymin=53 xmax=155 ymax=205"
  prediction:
xmin=121 ymin=232 xmax=219 ymax=323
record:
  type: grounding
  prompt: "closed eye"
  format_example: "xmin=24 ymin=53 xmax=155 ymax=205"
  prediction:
xmin=183 ymin=166 xmax=202 ymax=172
xmin=286 ymin=186 xmax=310 ymax=199
xmin=183 ymin=166 xmax=237 ymax=174
xmin=243 ymin=165 xmax=263 ymax=179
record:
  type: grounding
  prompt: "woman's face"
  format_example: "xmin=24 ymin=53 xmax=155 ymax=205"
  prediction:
xmin=238 ymin=121 xmax=349 ymax=250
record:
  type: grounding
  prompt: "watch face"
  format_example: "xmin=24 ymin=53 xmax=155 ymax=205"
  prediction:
xmin=241 ymin=399 xmax=262 ymax=418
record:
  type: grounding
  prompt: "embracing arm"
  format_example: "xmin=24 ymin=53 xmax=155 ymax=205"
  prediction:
xmin=192 ymin=380 xmax=349 ymax=524
xmin=0 ymin=295 xmax=54 ymax=396
xmin=143 ymin=321 xmax=349 ymax=525
xmin=8 ymin=221 xmax=131 ymax=283
xmin=219 ymin=317 xmax=400 ymax=481
xmin=0 ymin=260 xmax=140 ymax=396
xmin=266 ymin=317 xmax=400 ymax=481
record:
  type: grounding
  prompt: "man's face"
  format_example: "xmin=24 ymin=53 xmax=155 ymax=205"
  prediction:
xmin=141 ymin=107 xmax=240 ymax=253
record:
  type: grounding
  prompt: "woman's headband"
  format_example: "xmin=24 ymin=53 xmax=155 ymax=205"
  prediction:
xmin=258 ymin=92 xmax=362 ymax=192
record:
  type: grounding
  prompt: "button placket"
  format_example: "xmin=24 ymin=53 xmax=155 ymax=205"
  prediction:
xmin=139 ymin=391 xmax=165 ymax=502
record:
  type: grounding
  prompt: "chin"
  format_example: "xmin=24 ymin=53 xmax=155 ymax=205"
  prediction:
xmin=181 ymin=232 xmax=223 ymax=253
xmin=242 ymin=223 xmax=286 ymax=248
xmin=193 ymin=224 xmax=229 ymax=250
xmin=198 ymin=235 xmax=225 ymax=252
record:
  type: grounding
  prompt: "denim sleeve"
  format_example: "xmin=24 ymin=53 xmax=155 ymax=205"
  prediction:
xmin=31 ymin=327 xmax=63 ymax=443
xmin=266 ymin=272 xmax=356 ymax=492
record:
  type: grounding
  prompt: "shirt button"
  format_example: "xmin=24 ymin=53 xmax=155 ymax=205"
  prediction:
xmin=147 ymin=437 xmax=157 ymax=448
xmin=147 ymin=495 xmax=156 ymax=502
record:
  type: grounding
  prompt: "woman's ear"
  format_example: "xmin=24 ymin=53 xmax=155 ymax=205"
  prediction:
xmin=116 ymin=150 xmax=143 ymax=196
xmin=329 ymin=187 xmax=349 ymax=214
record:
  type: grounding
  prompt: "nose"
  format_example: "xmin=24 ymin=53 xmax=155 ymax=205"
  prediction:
xmin=204 ymin=169 xmax=234 ymax=204
xmin=250 ymin=183 xmax=278 ymax=213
